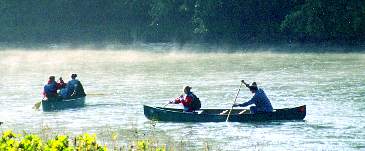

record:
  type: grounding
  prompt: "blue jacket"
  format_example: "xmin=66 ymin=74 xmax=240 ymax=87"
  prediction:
xmin=59 ymin=88 xmax=68 ymax=98
xmin=239 ymin=88 xmax=273 ymax=112
xmin=44 ymin=81 xmax=57 ymax=97
xmin=66 ymin=79 xmax=79 ymax=96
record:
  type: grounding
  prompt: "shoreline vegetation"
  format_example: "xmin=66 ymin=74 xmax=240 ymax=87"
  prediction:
xmin=0 ymin=129 xmax=211 ymax=151
xmin=1 ymin=1 xmax=365 ymax=51
xmin=0 ymin=122 xmax=214 ymax=151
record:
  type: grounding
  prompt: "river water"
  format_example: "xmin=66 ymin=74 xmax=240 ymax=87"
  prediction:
xmin=0 ymin=49 xmax=364 ymax=150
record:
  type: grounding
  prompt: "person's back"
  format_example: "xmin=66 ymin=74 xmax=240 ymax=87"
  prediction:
xmin=74 ymin=80 xmax=86 ymax=96
xmin=44 ymin=76 xmax=57 ymax=98
xmin=233 ymin=81 xmax=273 ymax=113
xmin=67 ymin=79 xmax=76 ymax=96
xmin=66 ymin=74 xmax=85 ymax=97
xmin=251 ymin=88 xmax=273 ymax=112
xmin=44 ymin=83 xmax=57 ymax=97
xmin=188 ymin=92 xmax=201 ymax=111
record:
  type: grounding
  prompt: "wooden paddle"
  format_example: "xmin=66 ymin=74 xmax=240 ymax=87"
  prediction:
xmin=33 ymin=101 xmax=41 ymax=110
xmin=86 ymin=93 xmax=106 ymax=96
xmin=226 ymin=80 xmax=244 ymax=122
xmin=163 ymin=102 xmax=170 ymax=107
xmin=33 ymin=96 xmax=45 ymax=110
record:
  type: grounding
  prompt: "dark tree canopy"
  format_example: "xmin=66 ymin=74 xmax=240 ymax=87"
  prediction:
xmin=0 ymin=0 xmax=364 ymax=46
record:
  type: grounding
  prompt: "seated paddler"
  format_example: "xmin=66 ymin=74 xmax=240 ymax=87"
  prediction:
xmin=232 ymin=80 xmax=273 ymax=113
xmin=43 ymin=76 xmax=58 ymax=98
xmin=58 ymin=77 xmax=68 ymax=99
xmin=66 ymin=74 xmax=86 ymax=97
xmin=56 ymin=77 xmax=67 ymax=90
xmin=169 ymin=86 xmax=201 ymax=112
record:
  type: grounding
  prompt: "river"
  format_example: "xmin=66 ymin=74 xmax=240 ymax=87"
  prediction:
xmin=0 ymin=49 xmax=364 ymax=150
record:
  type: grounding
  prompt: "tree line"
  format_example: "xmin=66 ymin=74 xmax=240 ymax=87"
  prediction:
xmin=0 ymin=0 xmax=364 ymax=46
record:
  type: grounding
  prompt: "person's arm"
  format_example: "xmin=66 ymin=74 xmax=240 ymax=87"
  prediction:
xmin=238 ymin=94 xmax=258 ymax=107
xmin=43 ymin=85 xmax=48 ymax=97
xmin=173 ymin=97 xmax=181 ymax=104
xmin=172 ymin=95 xmax=184 ymax=104
xmin=239 ymin=98 xmax=255 ymax=107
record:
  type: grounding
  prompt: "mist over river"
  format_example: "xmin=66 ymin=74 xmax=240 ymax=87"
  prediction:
xmin=0 ymin=49 xmax=364 ymax=150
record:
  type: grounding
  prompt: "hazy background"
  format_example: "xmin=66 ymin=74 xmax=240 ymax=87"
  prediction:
xmin=1 ymin=0 xmax=365 ymax=50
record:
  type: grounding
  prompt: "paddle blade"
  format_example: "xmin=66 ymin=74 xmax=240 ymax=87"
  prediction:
xmin=33 ymin=101 xmax=41 ymax=110
xmin=86 ymin=93 xmax=105 ymax=96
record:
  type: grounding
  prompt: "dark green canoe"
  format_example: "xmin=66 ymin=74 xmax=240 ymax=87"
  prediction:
xmin=144 ymin=105 xmax=306 ymax=122
xmin=42 ymin=96 xmax=85 ymax=111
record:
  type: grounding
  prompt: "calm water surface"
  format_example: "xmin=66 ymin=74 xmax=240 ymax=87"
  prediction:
xmin=0 ymin=50 xmax=364 ymax=150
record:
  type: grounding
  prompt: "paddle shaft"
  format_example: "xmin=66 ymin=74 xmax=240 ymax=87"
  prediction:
xmin=86 ymin=93 xmax=105 ymax=96
xmin=241 ymin=80 xmax=249 ymax=88
xmin=226 ymin=82 xmax=243 ymax=122
xmin=163 ymin=102 xmax=170 ymax=107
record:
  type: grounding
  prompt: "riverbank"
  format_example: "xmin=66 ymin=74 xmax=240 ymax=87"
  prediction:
xmin=0 ymin=125 xmax=213 ymax=151
xmin=1 ymin=42 xmax=365 ymax=53
xmin=0 ymin=129 xmax=165 ymax=150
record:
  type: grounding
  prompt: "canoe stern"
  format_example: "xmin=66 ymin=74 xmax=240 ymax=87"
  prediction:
xmin=42 ymin=97 xmax=86 ymax=111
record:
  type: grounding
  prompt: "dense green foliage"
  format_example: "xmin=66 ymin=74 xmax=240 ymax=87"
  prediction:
xmin=281 ymin=0 xmax=365 ymax=43
xmin=0 ymin=0 xmax=364 ymax=45
xmin=0 ymin=130 xmax=166 ymax=151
